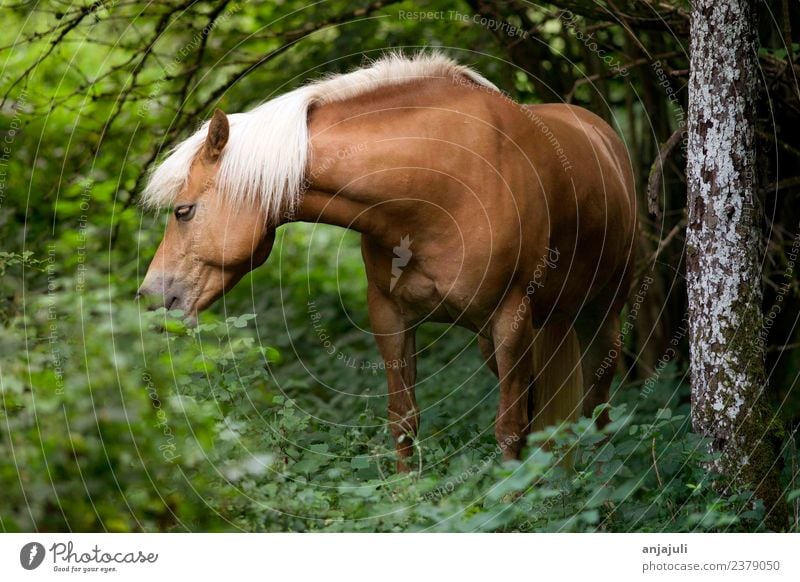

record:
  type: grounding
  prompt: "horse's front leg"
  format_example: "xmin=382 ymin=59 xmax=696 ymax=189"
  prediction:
xmin=492 ymin=291 xmax=534 ymax=461
xmin=367 ymin=284 xmax=418 ymax=472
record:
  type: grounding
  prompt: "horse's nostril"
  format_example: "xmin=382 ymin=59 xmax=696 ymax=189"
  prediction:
xmin=137 ymin=273 xmax=183 ymax=311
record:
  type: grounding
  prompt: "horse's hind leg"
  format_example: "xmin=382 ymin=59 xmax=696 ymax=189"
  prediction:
xmin=479 ymin=335 xmax=537 ymax=435
xmin=574 ymin=292 xmax=625 ymax=427
xmin=489 ymin=291 xmax=536 ymax=460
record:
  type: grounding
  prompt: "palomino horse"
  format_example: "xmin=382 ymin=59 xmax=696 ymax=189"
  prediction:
xmin=138 ymin=53 xmax=636 ymax=471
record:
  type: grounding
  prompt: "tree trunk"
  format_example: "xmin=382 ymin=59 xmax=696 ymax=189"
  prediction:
xmin=686 ymin=0 xmax=787 ymax=529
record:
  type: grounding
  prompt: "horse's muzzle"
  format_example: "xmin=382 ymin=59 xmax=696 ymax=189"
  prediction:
xmin=136 ymin=272 xmax=186 ymax=312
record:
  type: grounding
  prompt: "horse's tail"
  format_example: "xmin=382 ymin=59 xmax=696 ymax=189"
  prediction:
xmin=530 ymin=320 xmax=583 ymax=431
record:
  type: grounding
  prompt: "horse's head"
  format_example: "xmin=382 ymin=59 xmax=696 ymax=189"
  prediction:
xmin=137 ymin=110 xmax=276 ymax=315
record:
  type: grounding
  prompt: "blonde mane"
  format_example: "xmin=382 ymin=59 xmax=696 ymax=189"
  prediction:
xmin=141 ymin=53 xmax=499 ymax=220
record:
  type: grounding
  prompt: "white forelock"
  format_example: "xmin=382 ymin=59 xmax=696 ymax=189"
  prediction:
xmin=141 ymin=52 xmax=498 ymax=221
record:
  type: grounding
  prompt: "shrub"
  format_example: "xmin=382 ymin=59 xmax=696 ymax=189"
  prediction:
xmin=0 ymin=258 xmax=791 ymax=531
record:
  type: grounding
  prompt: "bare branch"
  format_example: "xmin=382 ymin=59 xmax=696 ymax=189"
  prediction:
xmin=646 ymin=126 xmax=685 ymax=217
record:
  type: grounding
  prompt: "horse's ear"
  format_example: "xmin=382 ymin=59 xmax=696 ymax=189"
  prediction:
xmin=204 ymin=109 xmax=229 ymax=162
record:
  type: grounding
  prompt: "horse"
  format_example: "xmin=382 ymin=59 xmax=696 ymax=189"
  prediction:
xmin=138 ymin=53 xmax=637 ymax=472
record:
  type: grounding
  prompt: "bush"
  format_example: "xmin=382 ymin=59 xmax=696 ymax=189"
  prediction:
xmin=0 ymin=257 xmax=791 ymax=531
xmin=0 ymin=266 xmax=263 ymax=531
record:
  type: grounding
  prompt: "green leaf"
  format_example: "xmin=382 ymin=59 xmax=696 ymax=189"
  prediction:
xmin=351 ymin=455 xmax=371 ymax=469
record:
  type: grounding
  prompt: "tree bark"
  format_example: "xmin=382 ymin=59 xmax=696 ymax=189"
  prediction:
xmin=686 ymin=0 xmax=787 ymax=529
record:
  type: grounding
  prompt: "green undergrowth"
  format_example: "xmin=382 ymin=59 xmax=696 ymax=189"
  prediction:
xmin=2 ymin=259 xmax=796 ymax=532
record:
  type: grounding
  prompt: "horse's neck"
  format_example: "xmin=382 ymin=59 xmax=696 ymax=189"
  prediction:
xmin=288 ymin=87 xmax=437 ymax=241
xmin=286 ymin=77 xmax=509 ymax=249
xmin=292 ymin=187 xmax=386 ymax=233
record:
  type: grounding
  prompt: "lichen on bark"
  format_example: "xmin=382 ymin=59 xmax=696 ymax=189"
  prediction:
xmin=686 ymin=0 xmax=787 ymax=529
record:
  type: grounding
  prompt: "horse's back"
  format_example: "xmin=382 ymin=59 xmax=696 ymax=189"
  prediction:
xmin=523 ymin=103 xmax=635 ymax=213
xmin=527 ymin=103 xmax=635 ymax=196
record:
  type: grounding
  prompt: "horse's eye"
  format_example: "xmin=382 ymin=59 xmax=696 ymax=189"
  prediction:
xmin=174 ymin=204 xmax=196 ymax=222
